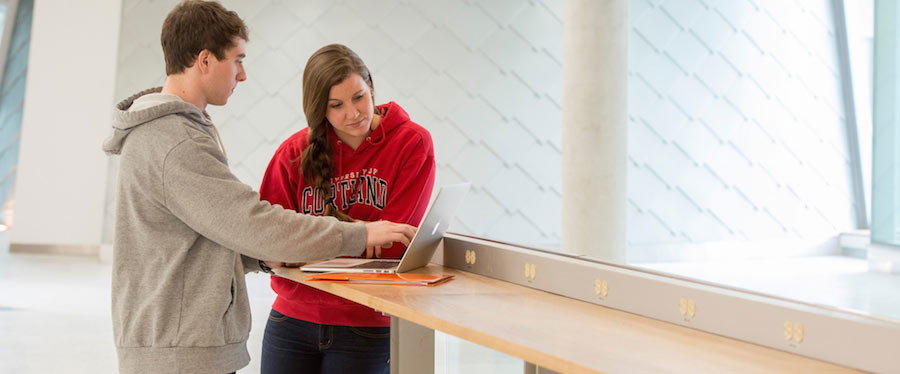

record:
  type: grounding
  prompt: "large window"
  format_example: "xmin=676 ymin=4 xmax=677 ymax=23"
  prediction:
xmin=872 ymin=0 xmax=900 ymax=246
xmin=0 ymin=0 xmax=27 ymax=232
xmin=846 ymin=0 xmax=875 ymax=226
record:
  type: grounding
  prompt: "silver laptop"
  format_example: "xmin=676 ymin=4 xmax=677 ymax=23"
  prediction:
xmin=300 ymin=183 xmax=471 ymax=273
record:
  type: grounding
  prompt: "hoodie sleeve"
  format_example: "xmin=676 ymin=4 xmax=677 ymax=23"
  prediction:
xmin=377 ymin=132 xmax=436 ymax=258
xmin=241 ymin=254 xmax=264 ymax=274
xmin=161 ymin=135 xmax=367 ymax=263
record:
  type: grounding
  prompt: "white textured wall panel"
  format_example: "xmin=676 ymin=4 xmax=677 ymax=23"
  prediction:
xmin=627 ymin=0 xmax=856 ymax=260
xmin=107 ymin=0 xmax=565 ymax=246
xmin=106 ymin=0 xmax=856 ymax=261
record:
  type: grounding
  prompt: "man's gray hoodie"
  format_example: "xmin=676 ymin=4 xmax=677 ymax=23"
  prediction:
xmin=103 ymin=87 xmax=367 ymax=374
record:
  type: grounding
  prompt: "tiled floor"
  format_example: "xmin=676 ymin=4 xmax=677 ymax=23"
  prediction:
xmin=0 ymin=231 xmax=276 ymax=373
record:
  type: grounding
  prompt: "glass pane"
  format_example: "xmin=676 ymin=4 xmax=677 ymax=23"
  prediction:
xmin=846 ymin=0 xmax=875 ymax=226
xmin=434 ymin=331 xmax=522 ymax=374
xmin=872 ymin=0 xmax=900 ymax=246
xmin=0 ymin=6 xmax=7 ymax=32
xmin=0 ymin=0 xmax=27 ymax=231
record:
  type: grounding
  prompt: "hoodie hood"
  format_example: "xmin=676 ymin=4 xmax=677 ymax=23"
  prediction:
xmin=366 ymin=101 xmax=409 ymax=145
xmin=326 ymin=101 xmax=412 ymax=176
xmin=103 ymin=87 xmax=212 ymax=155
xmin=327 ymin=101 xmax=409 ymax=148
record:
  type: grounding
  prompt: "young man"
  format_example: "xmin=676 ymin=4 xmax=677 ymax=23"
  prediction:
xmin=101 ymin=1 xmax=415 ymax=373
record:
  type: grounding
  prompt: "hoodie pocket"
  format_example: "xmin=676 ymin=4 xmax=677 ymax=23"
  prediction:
xmin=221 ymin=273 xmax=243 ymax=344
xmin=229 ymin=276 xmax=236 ymax=307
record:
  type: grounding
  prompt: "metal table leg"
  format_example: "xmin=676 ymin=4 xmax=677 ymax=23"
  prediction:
xmin=390 ymin=316 xmax=435 ymax=374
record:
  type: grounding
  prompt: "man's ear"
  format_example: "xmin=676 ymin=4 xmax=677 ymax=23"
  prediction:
xmin=196 ymin=49 xmax=211 ymax=73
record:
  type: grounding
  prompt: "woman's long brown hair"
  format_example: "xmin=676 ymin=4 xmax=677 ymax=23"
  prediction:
xmin=300 ymin=44 xmax=375 ymax=222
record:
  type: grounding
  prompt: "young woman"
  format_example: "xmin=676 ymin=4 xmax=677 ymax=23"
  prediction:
xmin=258 ymin=44 xmax=436 ymax=374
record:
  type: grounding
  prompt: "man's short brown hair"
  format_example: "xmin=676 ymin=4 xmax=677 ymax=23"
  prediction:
xmin=160 ymin=0 xmax=249 ymax=75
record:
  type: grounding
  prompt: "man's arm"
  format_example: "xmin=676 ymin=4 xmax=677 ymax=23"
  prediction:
xmin=163 ymin=136 xmax=366 ymax=263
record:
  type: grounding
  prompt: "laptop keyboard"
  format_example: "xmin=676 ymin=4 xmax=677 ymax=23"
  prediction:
xmin=348 ymin=261 xmax=400 ymax=269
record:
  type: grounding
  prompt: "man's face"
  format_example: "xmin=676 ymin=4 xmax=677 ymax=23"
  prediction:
xmin=203 ymin=37 xmax=247 ymax=106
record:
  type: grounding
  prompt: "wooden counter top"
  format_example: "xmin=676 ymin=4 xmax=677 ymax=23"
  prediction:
xmin=275 ymin=264 xmax=859 ymax=374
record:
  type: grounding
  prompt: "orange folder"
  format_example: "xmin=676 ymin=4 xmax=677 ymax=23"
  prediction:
xmin=305 ymin=272 xmax=454 ymax=286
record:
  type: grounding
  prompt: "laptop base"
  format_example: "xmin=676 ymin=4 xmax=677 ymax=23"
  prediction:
xmin=301 ymin=259 xmax=400 ymax=273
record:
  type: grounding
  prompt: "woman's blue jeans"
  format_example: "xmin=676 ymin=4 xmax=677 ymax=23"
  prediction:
xmin=260 ymin=309 xmax=390 ymax=374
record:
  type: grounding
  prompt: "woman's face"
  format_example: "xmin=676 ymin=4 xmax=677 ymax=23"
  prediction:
xmin=325 ymin=72 xmax=375 ymax=148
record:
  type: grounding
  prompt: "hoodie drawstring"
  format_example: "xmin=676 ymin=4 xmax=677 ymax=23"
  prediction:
xmin=367 ymin=109 xmax=387 ymax=146
xmin=335 ymin=138 xmax=344 ymax=209
xmin=337 ymin=139 xmax=343 ymax=179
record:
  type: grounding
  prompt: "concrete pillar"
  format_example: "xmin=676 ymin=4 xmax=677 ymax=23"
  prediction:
xmin=9 ymin=0 xmax=122 ymax=255
xmin=561 ymin=0 xmax=628 ymax=263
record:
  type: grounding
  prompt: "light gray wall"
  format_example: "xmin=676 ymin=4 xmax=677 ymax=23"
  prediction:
xmin=105 ymin=0 xmax=856 ymax=262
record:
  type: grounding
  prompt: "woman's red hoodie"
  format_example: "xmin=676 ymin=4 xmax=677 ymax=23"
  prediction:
xmin=259 ymin=101 xmax=436 ymax=326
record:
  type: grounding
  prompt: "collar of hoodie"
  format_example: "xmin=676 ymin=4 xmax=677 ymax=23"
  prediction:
xmin=328 ymin=118 xmax=386 ymax=179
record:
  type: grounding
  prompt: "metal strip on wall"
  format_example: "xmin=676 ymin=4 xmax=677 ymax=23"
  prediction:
xmin=441 ymin=233 xmax=900 ymax=373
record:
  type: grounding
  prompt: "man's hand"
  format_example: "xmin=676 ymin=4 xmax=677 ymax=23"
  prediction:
xmin=364 ymin=220 xmax=416 ymax=249
xmin=364 ymin=245 xmax=382 ymax=259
